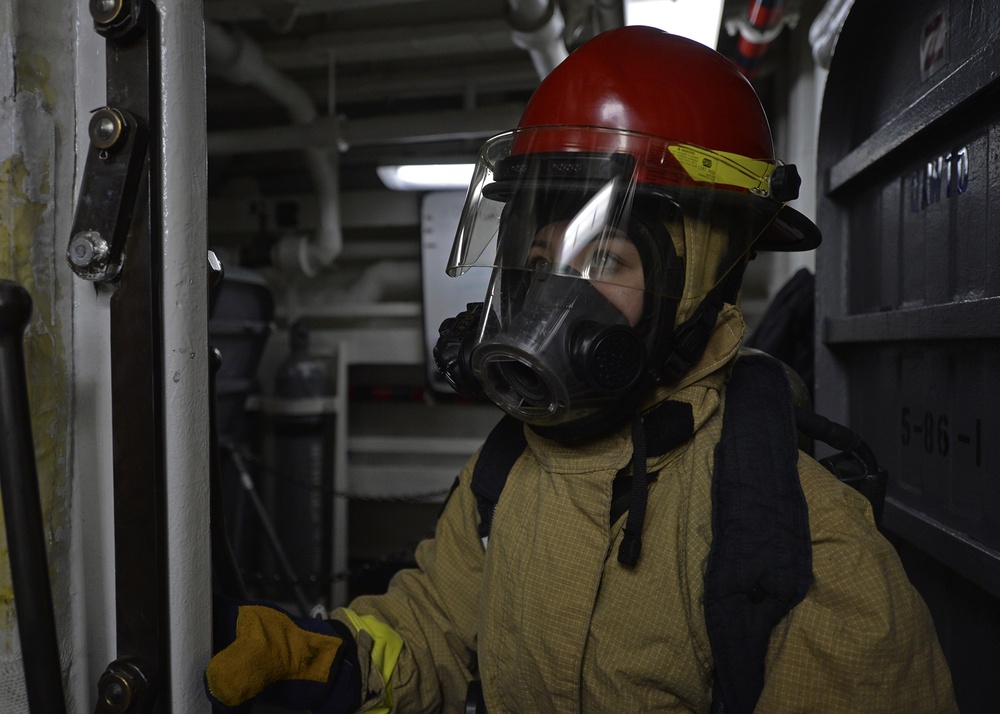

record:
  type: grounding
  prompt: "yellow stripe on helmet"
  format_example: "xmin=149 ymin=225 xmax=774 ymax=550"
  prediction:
xmin=668 ymin=144 xmax=776 ymax=195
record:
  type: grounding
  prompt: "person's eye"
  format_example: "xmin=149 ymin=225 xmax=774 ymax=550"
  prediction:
xmin=588 ymin=249 xmax=624 ymax=275
xmin=528 ymin=254 xmax=553 ymax=272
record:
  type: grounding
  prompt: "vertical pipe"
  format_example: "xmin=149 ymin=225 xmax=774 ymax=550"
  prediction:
xmin=204 ymin=21 xmax=343 ymax=277
xmin=0 ymin=280 xmax=67 ymax=714
xmin=331 ymin=341 xmax=349 ymax=607
xmin=157 ymin=1 xmax=214 ymax=709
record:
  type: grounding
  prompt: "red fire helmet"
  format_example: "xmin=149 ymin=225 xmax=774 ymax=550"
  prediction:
xmin=509 ymin=25 xmax=819 ymax=251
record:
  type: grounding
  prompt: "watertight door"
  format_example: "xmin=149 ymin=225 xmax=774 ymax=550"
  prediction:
xmin=816 ymin=2 xmax=1000 ymax=711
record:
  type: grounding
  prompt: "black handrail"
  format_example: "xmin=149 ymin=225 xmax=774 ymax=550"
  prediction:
xmin=0 ymin=279 xmax=68 ymax=714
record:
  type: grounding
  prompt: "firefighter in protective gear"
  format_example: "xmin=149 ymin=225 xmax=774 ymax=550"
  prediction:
xmin=205 ymin=26 xmax=958 ymax=713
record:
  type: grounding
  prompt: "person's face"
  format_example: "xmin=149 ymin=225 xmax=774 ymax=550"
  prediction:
xmin=527 ymin=221 xmax=645 ymax=326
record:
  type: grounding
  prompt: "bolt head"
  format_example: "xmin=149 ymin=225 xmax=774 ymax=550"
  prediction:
xmin=89 ymin=108 xmax=126 ymax=151
xmin=68 ymin=231 xmax=109 ymax=269
xmin=96 ymin=659 xmax=150 ymax=714
xmin=90 ymin=0 xmax=124 ymax=25
xmin=95 ymin=117 xmax=116 ymax=142
xmin=98 ymin=671 xmax=133 ymax=714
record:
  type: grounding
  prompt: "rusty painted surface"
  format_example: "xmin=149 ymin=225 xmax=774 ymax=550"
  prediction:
xmin=0 ymin=85 xmax=70 ymax=628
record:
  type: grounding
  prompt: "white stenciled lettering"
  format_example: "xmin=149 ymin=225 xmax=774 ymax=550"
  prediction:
xmin=908 ymin=146 xmax=970 ymax=212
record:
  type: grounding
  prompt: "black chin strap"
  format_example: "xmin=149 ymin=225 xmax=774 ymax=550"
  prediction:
xmin=618 ymin=412 xmax=649 ymax=566
xmin=660 ymin=298 xmax=723 ymax=383
xmin=616 ymin=400 xmax=695 ymax=566
xmin=617 ymin=263 xmax=746 ymax=563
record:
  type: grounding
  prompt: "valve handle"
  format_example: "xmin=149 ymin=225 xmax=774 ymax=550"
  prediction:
xmin=0 ymin=279 xmax=68 ymax=714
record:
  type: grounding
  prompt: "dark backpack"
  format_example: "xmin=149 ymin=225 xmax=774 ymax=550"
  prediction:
xmin=464 ymin=352 xmax=886 ymax=714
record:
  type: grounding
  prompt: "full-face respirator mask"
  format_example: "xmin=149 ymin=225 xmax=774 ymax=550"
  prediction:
xmin=433 ymin=127 xmax=812 ymax=439
xmin=435 ymin=265 xmax=654 ymax=438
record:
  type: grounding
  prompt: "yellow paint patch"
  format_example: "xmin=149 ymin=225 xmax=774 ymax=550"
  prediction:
xmin=15 ymin=54 xmax=56 ymax=111
xmin=0 ymin=148 xmax=69 ymax=621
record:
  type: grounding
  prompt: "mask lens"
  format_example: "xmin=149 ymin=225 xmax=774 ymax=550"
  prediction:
xmin=496 ymin=360 xmax=549 ymax=402
xmin=474 ymin=346 xmax=563 ymax=421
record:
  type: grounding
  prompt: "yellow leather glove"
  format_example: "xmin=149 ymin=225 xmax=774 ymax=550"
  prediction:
xmin=204 ymin=595 xmax=359 ymax=713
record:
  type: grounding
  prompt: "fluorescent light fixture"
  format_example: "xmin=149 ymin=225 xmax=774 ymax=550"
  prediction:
xmin=625 ymin=0 xmax=725 ymax=49
xmin=377 ymin=163 xmax=475 ymax=191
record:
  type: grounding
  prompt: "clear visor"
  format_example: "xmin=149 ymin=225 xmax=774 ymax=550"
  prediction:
xmin=448 ymin=128 xmax=789 ymax=300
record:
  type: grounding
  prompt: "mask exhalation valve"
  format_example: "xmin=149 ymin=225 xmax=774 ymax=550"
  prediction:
xmin=572 ymin=322 xmax=646 ymax=395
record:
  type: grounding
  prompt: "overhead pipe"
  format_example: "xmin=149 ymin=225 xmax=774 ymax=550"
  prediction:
xmin=204 ymin=4 xmax=567 ymax=279
xmin=338 ymin=260 xmax=421 ymax=304
xmin=205 ymin=21 xmax=342 ymax=277
xmin=293 ymin=260 xmax=421 ymax=316
xmin=207 ymin=103 xmax=524 ymax=155
xmin=0 ymin=281 xmax=67 ymax=714
xmin=724 ymin=0 xmax=799 ymax=80
xmin=205 ymin=0 xmax=434 ymax=24
xmin=286 ymin=260 xmax=421 ymax=323
xmin=506 ymin=0 xmax=569 ymax=79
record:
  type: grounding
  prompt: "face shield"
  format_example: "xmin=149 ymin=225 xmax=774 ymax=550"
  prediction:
xmin=439 ymin=127 xmax=793 ymax=435
xmin=449 ymin=128 xmax=791 ymax=295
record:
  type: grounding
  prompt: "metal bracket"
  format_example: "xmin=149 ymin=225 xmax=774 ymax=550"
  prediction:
xmin=67 ymin=106 xmax=148 ymax=282
xmin=79 ymin=0 xmax=170 ymax=711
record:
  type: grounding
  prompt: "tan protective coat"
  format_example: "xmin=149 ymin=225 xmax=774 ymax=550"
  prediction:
xmin=337 ymin=306 xmax=957 ymax=713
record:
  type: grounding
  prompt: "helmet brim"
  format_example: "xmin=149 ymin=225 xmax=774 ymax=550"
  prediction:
xmin=756 ymin=204 xmax=822 ymax=252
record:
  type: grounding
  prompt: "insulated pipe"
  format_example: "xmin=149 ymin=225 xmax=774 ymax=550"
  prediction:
xmin=293 ymin=261 xmax=421 ymax=316
xmin=205 ymin=21 xmax=342 ymax=276
xmin=506 ymin=0 xmax=568 ymax=79
xmin=340 ymin=260 xmax=421 ymax=304
xmin=0 ymin=281 xmax=67 ymax=714
xmin=725 ymin=0 xmax=796 ymax=80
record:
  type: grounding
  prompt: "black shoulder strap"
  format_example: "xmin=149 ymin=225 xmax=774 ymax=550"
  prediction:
xmin=471 ymin=415 xmax=527 ymax=542
xmin=705 ymin=353 xmax=813 ymax=714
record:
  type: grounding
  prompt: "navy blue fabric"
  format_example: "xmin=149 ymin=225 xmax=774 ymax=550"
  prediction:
xmin=745 ymin=268 xmax=815 ymax=400
xmin=471 ymin=415 xmax=527 ymax=540
xmin=705 ymin=355 xmax=813 ymax=714
xmin=642 ymin=399 xmax=695 ymax=456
